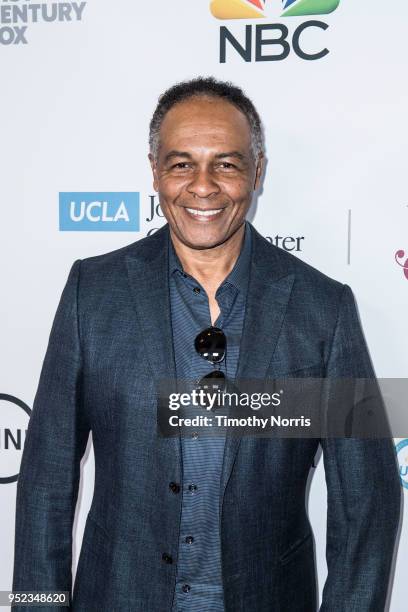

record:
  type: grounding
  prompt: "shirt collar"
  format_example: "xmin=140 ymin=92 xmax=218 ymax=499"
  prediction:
xmin=168 ymin=219 xmax=252 ymax=295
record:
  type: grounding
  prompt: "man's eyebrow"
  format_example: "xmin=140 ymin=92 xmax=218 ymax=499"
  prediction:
xmin=214 ymin=151 xmax=247 ymax=161
xmin=163 ymin=150 xmax=249 ymax=163
xmin=164 ymin=151 xmax=193 ymax=162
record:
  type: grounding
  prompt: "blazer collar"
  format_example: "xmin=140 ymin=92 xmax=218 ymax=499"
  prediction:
xmin=125 ymin=220 xmax=295 ymax=382
xmin=125 ymin=221 xmax=296 ymax=506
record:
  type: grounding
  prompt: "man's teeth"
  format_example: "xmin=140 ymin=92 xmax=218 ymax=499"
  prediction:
xmin=186 ymin=208 xmax=223 ymax=217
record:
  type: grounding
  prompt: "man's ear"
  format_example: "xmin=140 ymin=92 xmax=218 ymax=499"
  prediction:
xmin=148 ymin=153 xmax=159 ymax=192
xmin=253 ymin=153 xmax=264 ymax=191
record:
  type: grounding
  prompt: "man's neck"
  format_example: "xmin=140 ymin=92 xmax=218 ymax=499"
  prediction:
xmin=170 ymin=223 xmax=246 ymax=294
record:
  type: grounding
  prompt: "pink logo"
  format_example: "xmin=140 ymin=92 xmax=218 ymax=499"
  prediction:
xmin=395 ymin=250 xmax=408 ymax=280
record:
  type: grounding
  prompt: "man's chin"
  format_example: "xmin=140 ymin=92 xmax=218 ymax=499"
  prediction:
xmin=170 ymin=218 xmax=232 ymax=249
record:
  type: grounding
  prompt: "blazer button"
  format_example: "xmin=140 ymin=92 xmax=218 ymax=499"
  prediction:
xmin=169 ymin=481 xmax=181 ymax=494
xmin=162 ymin=552 xmax=173 ymax=564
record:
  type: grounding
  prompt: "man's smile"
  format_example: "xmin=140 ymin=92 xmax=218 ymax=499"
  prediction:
xmin=183 ymin=206 xmax=226 ymax=221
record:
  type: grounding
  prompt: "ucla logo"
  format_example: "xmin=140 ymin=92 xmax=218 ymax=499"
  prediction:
xmin=59 ymin=192 xmax=140 ymax=232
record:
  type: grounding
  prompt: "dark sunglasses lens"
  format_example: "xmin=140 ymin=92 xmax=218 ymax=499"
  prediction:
xmin=197 ymin=370 xmax=226 ymax=392
xmin=194 ymin=327 xmax=226 ymax=363
xmin=197 ymin=370 xmax=226 ymax=409
xmin=202 ymin=370 xmax=226 ymax=381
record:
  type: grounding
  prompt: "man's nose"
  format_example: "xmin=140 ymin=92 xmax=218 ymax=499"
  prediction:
xmin=186 ymin=168 xmax=221 ymax=199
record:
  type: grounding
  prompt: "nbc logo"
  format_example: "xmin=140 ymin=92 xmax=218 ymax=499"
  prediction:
xmin=210 ymin=0 xmax=340 ymax=19
xmin=211 ymin=0 xmax=341 ymax=62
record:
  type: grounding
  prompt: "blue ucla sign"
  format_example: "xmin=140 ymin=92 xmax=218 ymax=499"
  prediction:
xmin=59 ymin=192 xmax=140 ymax=232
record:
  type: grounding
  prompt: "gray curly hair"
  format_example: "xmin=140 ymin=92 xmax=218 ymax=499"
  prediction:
xmin=149 ymin=76 xmax=264 ymax=161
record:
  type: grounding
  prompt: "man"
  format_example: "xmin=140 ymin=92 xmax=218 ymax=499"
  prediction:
xmin=13 ymin=77 xmax=401 ymax=611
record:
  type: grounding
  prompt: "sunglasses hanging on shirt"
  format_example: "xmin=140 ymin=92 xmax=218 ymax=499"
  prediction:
xmin=194 ymin=326 xmax=226 ymax=410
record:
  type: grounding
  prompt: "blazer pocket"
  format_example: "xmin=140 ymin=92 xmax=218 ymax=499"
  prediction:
xmin=81 ymin=511 xmax=111 ymax=551
xmin=279 ymin=531 xmax=313 ymax=566
xmin=268 ymin=361 xmax=324 ymax=379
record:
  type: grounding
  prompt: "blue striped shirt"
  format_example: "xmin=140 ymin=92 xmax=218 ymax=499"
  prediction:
xmin=168 ymin=220 xmax=252 ymax=611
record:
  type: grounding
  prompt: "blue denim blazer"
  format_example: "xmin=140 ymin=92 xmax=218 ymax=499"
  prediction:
xmin=12 ymin=222 xmax=401 ymax=611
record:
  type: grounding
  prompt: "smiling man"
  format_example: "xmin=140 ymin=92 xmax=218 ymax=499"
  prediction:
xmin=148 ymin=82 xmax=264 ymax=327
xmin=13 ymin=77 xmax=401 ymax=612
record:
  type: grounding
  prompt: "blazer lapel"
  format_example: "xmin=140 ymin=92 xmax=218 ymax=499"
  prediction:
xmin=125 ymin=224 xmax=182 ymax=478
xmin=124 ymin=221 xmax=295 ymax=518
xmin=125 ymin=224 xmax=176 ymax=384
xmin=125 ymin=223 xmax=294 ymax=384
xmin=219 ymin=223 xmax=296 ymax=513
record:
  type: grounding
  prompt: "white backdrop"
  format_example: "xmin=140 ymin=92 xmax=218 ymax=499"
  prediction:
xmin=1 ymin=0 xmax=407 ymax=609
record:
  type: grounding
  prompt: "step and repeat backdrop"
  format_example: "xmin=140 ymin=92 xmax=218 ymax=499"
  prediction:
xmin=1 ymin=0 xmax=407 ymax=609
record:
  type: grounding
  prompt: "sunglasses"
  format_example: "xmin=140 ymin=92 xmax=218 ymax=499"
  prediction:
xmin=194 ymin=326 xmax=227 ymax=410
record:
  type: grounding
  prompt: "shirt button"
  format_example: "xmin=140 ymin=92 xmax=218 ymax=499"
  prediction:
xmin=162 ymin=552 xmax=173 ymax=564
xmin=193 ymin=286 xmax=200 ymax=294
xmin=181 ymin=584 xmax=191 ymax=593
xmin=188 ymin=484 xmax=198 ymax=493
xmin=191 ymin=432 xmax=199 ymax=440
xmin=185 ymin=536 xmax=194 ymax=544
xmin=169 ymin=482 xmax=181 ymax=494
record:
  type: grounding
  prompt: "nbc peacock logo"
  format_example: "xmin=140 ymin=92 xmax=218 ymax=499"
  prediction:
xmin=210 ymin=0 xmax=340 ymax=20
xmin=212 ymin=0 xmax=341 ymax=62
xmin=210 ymin=0 xmax=267 ymax=19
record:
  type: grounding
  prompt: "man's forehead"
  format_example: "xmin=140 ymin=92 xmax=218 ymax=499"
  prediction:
xmin=161 ymin=97 xmax=251 ymax=133
xmin=159 ymin=99 xmax=252 ymax=148
xmin=158 ymin=134 xmax=252 ymax=161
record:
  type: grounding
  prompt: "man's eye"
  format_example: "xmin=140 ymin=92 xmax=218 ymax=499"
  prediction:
xmin=218 ymin=162 xmax=236 ymax=169
xmin=172 ymin=162 xmax=190 ymax=169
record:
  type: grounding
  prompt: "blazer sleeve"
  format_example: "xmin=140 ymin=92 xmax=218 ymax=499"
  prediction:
xmin=319 ymin=284 xmax=401 ymax=612
xmin=12 ymin=259 xmax=90 ymax=611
